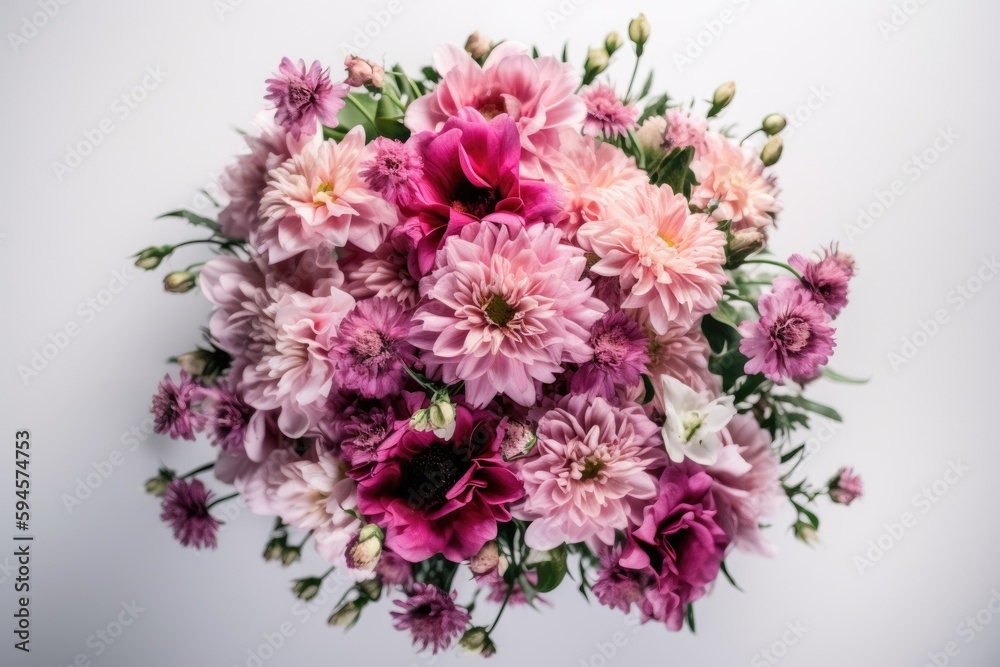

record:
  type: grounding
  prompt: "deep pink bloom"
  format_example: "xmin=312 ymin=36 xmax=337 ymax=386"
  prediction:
xmin=160 ymin=478 xmax=221 ymax=549
xmin=151 ymin=372 xmax=207 ymax=441
xmin=330 ymin=298 xmax=416 ymax=399
xmin=739 ymin=285 xmax=836 ymax=383
xmin=830 ymin=466 xmax=864 ymax=505
xmin=411 ymin=222 xmax=606 ymax=408
xmin=360 ymin=137 xmax=424 ymax=204
xmin=581 ymin=84 xmax=639 ymax=139
xmin=391 ymin=583 xmax=470 ymax=654
xmin=356 ymin=404 xmax=523 ymax=562
xmin=395 ymin=109 xmax=562 ymax=277
xmin=571 ymin=312 xmax=650 ymax=400
xmin=778 ymin=245 xmax=857 ymax=319
xmin=205 ymin=385 xmax=254 ymax=454
xmin=264 ymin=58 xmax=347 ymax=138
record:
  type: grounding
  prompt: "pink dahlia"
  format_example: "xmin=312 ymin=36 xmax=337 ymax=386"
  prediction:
xmin=411 ymin=222 xmax=606 ymax=408
xmin=391 ymin=583 xmax=470 ymax=654
xmin=258 ymin=127 xmax=397 ymax=262
xmin=690 ymin=132 xmax=781 ymax=232
xmin=395 ymin=109 xmax=561 ymax=277
xmin=829 ymin=466 xmax=864 ymax=505
xmin=570 ymin=312 xmax=650 ymax=401
xmin=405 ymin=42 xmax=586 ymax=177
xmin=739 ymin=284 xmax=836 ymax=383
xmin=664 ymin=108 xmax=710 ymax=156
xmin=356 ymin=404 xmax=523 ymax=562
xmin=264 ymin=58 xmax=347 ymax=139
xmin=160 ymin=478 xmax=222 ymax=549
xmin=329 ymin=298 xmax=416 ymax=399
xmin=580 ymin=84 xmax=640 ymax=139
xmin=778 ymin=245 xmax=857 ymax=319
xmin=360 ymin=137 xmax=424 ymax=204
xmin=232 ymin=447 xmax=299 ymax=516
xmin=151 ymin=372 xmax=207 ymax=441
xmin=519 ymin=396 xmax=664 ymax=549
xmin=577 ymin=185 xmax=728 ymax=335
xmin=341 ymin=242 xmax=419 ymax=309
xmin=646 ymin=321 xmax=720 ymax=404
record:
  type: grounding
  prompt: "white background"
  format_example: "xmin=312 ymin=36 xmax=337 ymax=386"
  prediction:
xmin=2 ymin=0 xmax=999 ymax=665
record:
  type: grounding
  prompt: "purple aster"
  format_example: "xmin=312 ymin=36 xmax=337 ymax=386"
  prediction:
xmin=738 ymin=285 xmax=836 ymax=383
xmin=160 ymin=478 xmax=221 ymax=549
xmin=151 ymin=372 xmax=207 ymax=441
xmin=830 ymin=466 xmax=864 ymax=505
xmin=780 ymin=244 xmax=857 ymax=319
xmin=360 ymin=137 xmax=424 ymax=204
xmin=391 ymin=583 xmax=470 ymax=654
xmin=206 ymin=387 xmax=254 ymax=454
xmin=571 ymin=312 xmax=650 ymax=400
xmin=264 ymin=57 xmax=348 ymax=138
xmin=330 ymin=298 xmax=417 ymax=399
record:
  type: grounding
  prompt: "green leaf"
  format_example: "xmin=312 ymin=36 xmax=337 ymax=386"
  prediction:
xmin=774 ymin=395 xmax=843 ymax=422
xmin=529 ymin=545 xmax=568 ymax=593
xmin=638 ymin=94 xmax=669 ymax=123
xmin=641 ymin=374 xmax=656 ymax=405
xmin=720 ymin=561 xmax=744 ymax=592
xmin=157 ymin=210 xmax=221 ymax=234
xmin=639 ymin=70 xmax=654 ymax=100
xmin=709 ymin=348 xmax=750 ymax=392
xmin=822 ymin=368 xmax=870 ymax=385
xmin=732 ymin=373 xmax=766 ymax=405
xmin=421 ymin=66 xmax=441 ymax=84
xmin=685 ymin=603 xmax=696 ymax=633
xmin=374 ymin=94 xmax=410 ymax=141
xmin=780 ymin=444 xmax=805 ymax=464
xmin=561 ymin=42 xmax=569 ymax=63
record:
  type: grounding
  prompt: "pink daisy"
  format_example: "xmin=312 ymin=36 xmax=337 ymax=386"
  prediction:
xmin=690 ymin=132 xmax=781 ymax=232
xmin=264 ymin=58 xmax=348 ymax=139
xmin=580 ymin=84 xmax=640 ymax=139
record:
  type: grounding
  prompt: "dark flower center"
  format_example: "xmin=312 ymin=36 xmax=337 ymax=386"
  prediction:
xmin=580 ymin=457 xmax=605 ymax=480
xmin=592 ymin=329 xmax=629 ymax=367
xmin=449 ymin=181 xmax=498 ymax=219
xmin=483 ymin=294 xmax=517 ymax=328
xmin=476 ymin=91 xmax=508 ymax=120
xmin=352 ymin=328 xmax=391 ymax=366
xmin=287 ymin=82 xmax=315 ymax=109
xmin=772 ymin=316 xmax=811 ymax=354
xmin=404 ymin=443 xmax=469 ymax=510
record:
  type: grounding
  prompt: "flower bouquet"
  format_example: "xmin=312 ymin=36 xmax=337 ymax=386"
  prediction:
xmin=138 ymin=16 xmax=864 ymax=657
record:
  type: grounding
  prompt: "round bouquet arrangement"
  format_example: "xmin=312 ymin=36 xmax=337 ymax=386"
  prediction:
xmin=138 ymin=16 xmax=863 ymax=657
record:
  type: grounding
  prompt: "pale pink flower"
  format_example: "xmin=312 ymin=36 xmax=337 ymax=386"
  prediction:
xmin=829 ymin=467 xmax=864 ymax=505
xmin=411 ymin=222 xmax=606 ymax=408
xmin=258 ymin=127 xmax=397 ymax=262
xmin=341 ymin=243 xmax=419 ymax=309
xmin=580 ymin=84 xmax=640 ymax=139
xmin=664 ymin=108 xmax=710 ymax=156
xmin=519 ymin=396 xmax=665 ymax=550
xmin=232 ymin=447 xmax=299 ymax=517
xmin=690 ymin=132 xmax=781 ymax=232
xmin=577 ymin=185 xmax=728 ymax=335
xmin=645 ymin=321 xmax=720 ymax=404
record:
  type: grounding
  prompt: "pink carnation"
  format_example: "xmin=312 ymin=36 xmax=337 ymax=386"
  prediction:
xmin=778 ymin=245 xmax=857 ymax=319
xmin=830 ymin=467 xmax=864 ymax=505
xmin=690 ymin=132 xmax=781 ymax=232
xmin=341 ymin=242 xmax=419 ymax=310
xmin=580 ymin=84 xmax=640 ymax=139
xmin=570 ymin=312 xmax=650 ymax=401
xmin=329 ymin=298 xmax=416 ymax=399
xmin=664 ymin=108 xmax=710 ymax=156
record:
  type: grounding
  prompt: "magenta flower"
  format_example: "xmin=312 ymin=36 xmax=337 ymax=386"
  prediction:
xmin=395 ymin=109 xmax=562 ymax=277
xmin=391 ymin=583 xmax=470 ymax=654
xmin=360 ymin=137 xmax=424 ymax=204
xmin=739 ymin=285 xmax=836 ymax=383
xmin=330 ymin=298 xmax=416 ymax=400
xmin=151 ymin=372 xmax=207 ymax=441
xmin=264 ymin=58 xmax=348 ymax=138
xmin=830 ymin=467 xmax=864 ymax=505
xmin=376 ymin=548 xmax=414 ymax=587
xmin=356 ymin=404 xmax=523 ymax=562
xmin=160 ymin=478 xmax=222 ymax=549
xmin=205 ymin=386 xmax=254 ymax=454
xmin=778 ymin=245 xmax=857 ymax=319
xmin=593 ymin=543 xmax=656 ymax=614
xmin=571 ymin=312 xmax=650 ymax=400
xmin=581 ymin=84 xmax=640 ymax=139
xmin=337 ymin=400 xmax=396 ymax=473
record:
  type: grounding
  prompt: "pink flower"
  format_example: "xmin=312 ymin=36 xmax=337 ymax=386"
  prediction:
xmin=343 ymin=55 xmax=384 ymax=89
xmin=739 ymin=284 xmax=836 ymax=383
xmin=360 ymin=137 xmax=423 ymax=204
xmin=151 ymin=372 xmax=207 ymax=441
xmin=160 ymin=478 xmax=222 ymax=549
xmin=580 ymin=84 xmax=640 ymax=139
xmin=330 ymin=298 xmax=416 ymax=399
xmin=264 ymin=58 xmax=347 ymax=139
xmin=646 ymin=321 xmax=720 ymax=404
xmin=356 ymin=404 xmax=523 ymax=562
xmin=232 ymin=447 xmax=299 ymax=516
xmin=205 ymin=384 xmax=254 ymax=454
xmin=405 ymin=42 xmax=586 ymax=177
xmin=411 ymin=222 xmax=606 ymax=408
xmin=391 ymin=583 xmax=470 ymax=654
xmin=778 ymin=245 xmax=857 ymax=319
xmin=258 ymin=127 xmax=397 ymax=262
xmin=335 ymin=399 xmax=397 ymax=473
xmin=395 ymin=109 xmax=561 ymax=277
xmin=664 ymin=108 xmax=710 ymax=156
xmin=578 ymin=185 xmax=728 ymax=335
xmin=341 ymin=242 xmax=419 ymax=309
xmin=593 ymin=543 xmax=655 ymax=614
xmin=519 ymin=396 xmax=664 ymax=549
xmin=571 ymin=312 xmax=650 ymax=401
xmin=830 ymin=466 xmax=864 ymax=505
xmin=707 ymin=414 xmax=785 ymax=555
xmin=690 ymin=132 xmax=781 ymax=232
xmin=376 ymin=548 xmax=414 ymax=587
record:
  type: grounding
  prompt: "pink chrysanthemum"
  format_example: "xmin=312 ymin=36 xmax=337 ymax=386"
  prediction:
xmin=739 ymin=284 xmax=836 ymax=383
xmin=330 ymin=298 xmax=416 ymax=399
xmin=258 ymin=127 xmax=397 ymax=262
xmin=778 ymin=245 xmax=857 ymax=319
xmin=830 ymin=466 xmax=864 ymax=505
xmin=411 ymin=222 xmax=606 ymax=408
xmin=519 ymin=396 xmax=664 ymax=549
xmin=664 ymin=108 xmax=710 ymax=156
xmin=571 ymin=312 xmax=650 ymax=400
xmin=645 ymin=321 xmax=720 ymax=404
xmin=391 ymin=584 xmax=470 ymax=654
xmin=580 ymin=84 xmax=640 ymax=139
xmin=341 ymin=243 xmax=420 ymax=310
xmin=690 ymin=132 xmax=781 ymax=232
xmin=151 ymin=372 xmax=207 ymax=441
xmin=264 ymin=58 xmax=348 ymax=139
xmin=360 ymin=137 xmax=424 ymax=204
xmin=160 ymin=478 xmax=221 ymax=549
xmin=577 ymin=185 xmax=728 ymax=335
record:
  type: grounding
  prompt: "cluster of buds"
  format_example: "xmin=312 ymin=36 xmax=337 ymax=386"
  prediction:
xmin=759 ymin=113 xmax=787 ymax=166
xmin=263 ymin=533 xmax=303 ymax=566
xmin=344 ymin=55 xmax=384 ymax=91
xmin=291 ymin=576 xmax=324 ymax=602
xmin=410 ymin=391 xmax=458 ymax=439
xmin=459 ymin=627 xmax=497 ymax=657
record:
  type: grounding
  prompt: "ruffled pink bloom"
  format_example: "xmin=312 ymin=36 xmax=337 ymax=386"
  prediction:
xmin=411 ymin=222 xmax=606 ymax=408
xmin=830 ymin=466 xmax=864 ymax=505
xmin=330 ymin=298 xmax=416 ymax=399
xmin=646 ymin=321 xmax=720 ymax=405
xmin=341 ymin=243 xmax=419 ymax=309
xmin=593 ymin=543 xmax=656 ymax=614
xmin=777 ymin=245 xmax=857 ymax=319
xmin=391 ymin=583 xmax=470 ymax=654
xmin=335 ymin=399 xmax=397 ymax=473
xmin=690 ymin=132 xmax=781 ymax=232
xmin=664 ymin=108 xmax=710 ymax=156
xmin=360 ymin=137 xmax=423 ymax=204
xmin=151 ymin=372 xmax=207 ymax=441
xmin=580 ymin=84 xmax=640 ymax=139
xmin=232 ymin=447 xmax=299 ymax=516
xmin=707 ymin=414 xmax=785 ymax=556
xmin=160 ymin=478 xmax=221 ymax=549
xmin=395 ymin=109 xmax=561 ymax=277
xmin=356 ymin=404 xmax=523 ymax=562
xmin=571 ymin=312 xmax=650 ymax=400
xmin=739 ymin=284 xmax=836 ymax=383
xmin=376 ymin=548 xmax=414 ymax=587
xmin=578 ymin=185 xmax=728 ymax=335
xmin=519 ymin=396 xmax=664 ymax=549
xmin=405 ymin=42 xmax=586 ymax=178
xmin=200 ymin=256 xmax=265 ymax=362
xmin=264 ymin=58 xmax=347 ymax=139
xmin=258 ymin=127 xmax=397 ymax=262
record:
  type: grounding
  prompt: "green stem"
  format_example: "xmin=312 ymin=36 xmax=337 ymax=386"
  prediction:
xmin=207 ymin=492 xmax=239 ymax=509
xmin=180 ymin=462 xmax=215 ymax=479
xmin=742 ymin=258 xmax=803 ymax=280
xmin=625 ymin=53 xmax=642 ymax=101
xmin=740 ymin=128 xmax=763 ymax=145
xmin=296 ymin=531 xmax=315 ymax=549
xmin=346 ymin=94 xmax=377 ymax=126
xmin=381 ymin=87 xmax=407 ymax=113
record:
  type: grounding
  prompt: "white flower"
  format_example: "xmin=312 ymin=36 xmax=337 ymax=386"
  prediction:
xmin=659 ymin=375 xmax=736 ymax=465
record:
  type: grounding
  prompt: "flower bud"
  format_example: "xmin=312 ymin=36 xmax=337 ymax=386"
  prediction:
xmin=628 ymin=14 xmax=651 ymax=52
xmin=726 ymin=228 xmax=766 ymax=267
xmin=357 ymin=578 xmax=383 ymax=601
xmin=144 ymin=467 xmax=175 ymax=497
xmin=428 ymin=396 xmax=457 ymax=438
xmin=263 ymin=537 xmax=285 ymax=562
xmin=760 ymin=135 xmax=783 ymax=167
xmin=328 ymin=600 xmax=363 ymax=628
xmin=347 ymin=524 xmax=384 ymax=576
xmin=469 ymin=541 xmax=501 ymax=577
xmin=459 ymin=627 xmax=497 ymax=657
xmin=635 ymin=116 xmax=668 ymax=154
xmin=605 ymin=32 xmax=623 ymax=55
xmin=500 ymin=420 xmax=537 ymax=462
xmin=409 ymin=408 xmax=432 ymax=432
xmin=163 ymin=271 xmax=197 ymax=293
xmin=762 ymin=113 xmax=787 ymax=135
xmin=584 ymin=47 xmax=610 ymax=76
xmin=710 ymin=81 xmax=736 ymax=115
xmin=134 ymin=245 xmax=171 ymax=270
xmin=281 ymin=545 xmax=302 ymax=566
xmin=292 ymin=577 xmax=322 ymax=601
xmin=176 ymin=350 xmax=210 ymax=377
xmin=465 ymin=31 xmax=492 ymax=60
xmin=344 ymin=55 xmax=384 ymax=90
xmin=794 ymin=522 xmax=818 ymax=545
xmin=828 ymin=466 xmax=864 ymax=506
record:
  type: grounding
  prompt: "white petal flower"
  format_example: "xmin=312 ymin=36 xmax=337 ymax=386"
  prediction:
xmin=659 ymin=375 xmax=736 ymax=465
